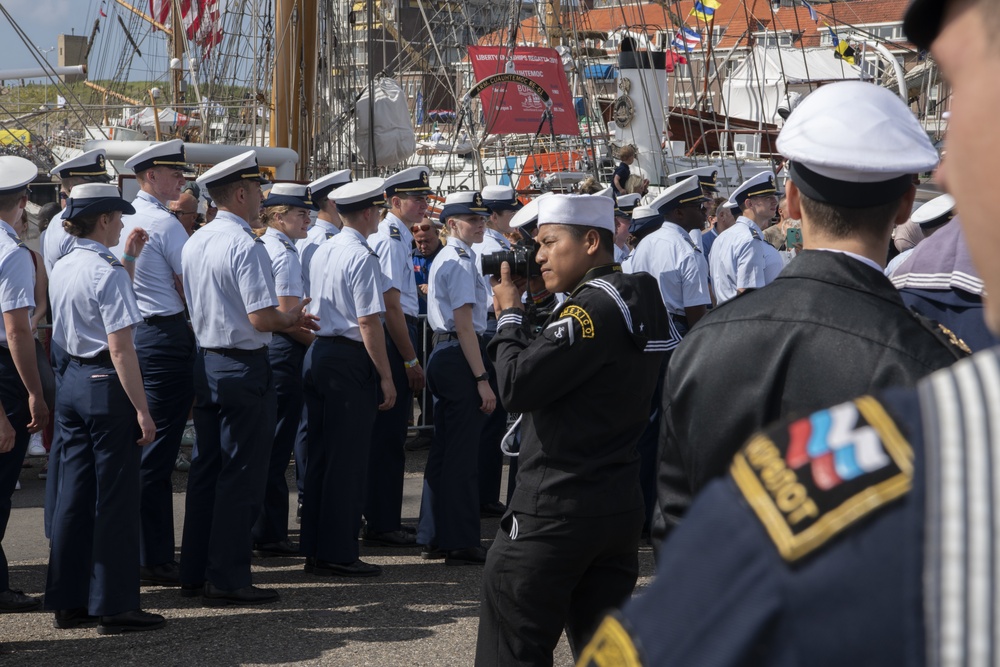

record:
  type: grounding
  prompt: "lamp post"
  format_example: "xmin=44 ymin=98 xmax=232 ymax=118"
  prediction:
xmin=41 ymin=46 xmax=55 ymax=108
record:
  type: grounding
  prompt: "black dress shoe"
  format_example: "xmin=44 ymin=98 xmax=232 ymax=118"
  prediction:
xmin=401 ymin=525 xmax=417 ymax=535
xmin=53 ymin=608 xmax=98 ymax=629
xmin=140 ymin=561 xmax=181 ymax=587
xmin=304 ymin=557 xmax=382 ymax=578
xmin=203 ymin=582 xmax=280 ymax=606
xmin=97 ymin=609 xmax=166 ymax=634
xmin=0 ymin=588 xmax=41 ymax=613
xmin=445 ymin=546 xmax=488 ymax=566
xmin=253 ymin=540 xmax=299 ymax=558
xmin=479 ymin=501 xmax=506 ymax=518
xmin=361 ymin=529 xmax=416 ymax=547
xmin=420 ymin=545 xmax=446 ymax=560
xmin=180 ymin=583 xmax=205 ymax=598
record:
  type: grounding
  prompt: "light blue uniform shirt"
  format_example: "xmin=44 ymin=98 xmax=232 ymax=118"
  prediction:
xmin=49 ymin=238 xmax=143 ymax=357
xmin=0 ymin=220 xmax=35 ymax=347
xmin=41 ymin=208 xmax=72 ymax=274
xmin=181 ymin=211 xmax=278 ymax=350
xmin=709 ymin=217 xmax=784 ymax=304
xmin=369 ymin=212 xmax=419 ymax=318
xmin=427 ymin=237 xmax=487 ymax=334
xmin=116 ymin=190 xmax=188 ymax=317
xmin=472 ymin=227 xmax=510 ymax=313
xmin=262 ymin=227 xmax=305 ymax=299
xmin=626 ymin=221 xmax=711 ymax=316
xmin=296 ymin=217 xmax=339 ymax=297
xmin=308 ymin=226 xmax=386 ymax=341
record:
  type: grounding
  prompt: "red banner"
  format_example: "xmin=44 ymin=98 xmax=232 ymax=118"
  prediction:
xmin=468 ymin=46 xmax=579 ymax=136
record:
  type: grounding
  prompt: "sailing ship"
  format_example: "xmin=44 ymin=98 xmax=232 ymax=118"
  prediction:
xmin=0 ymin=0 xmax=944 ymax=202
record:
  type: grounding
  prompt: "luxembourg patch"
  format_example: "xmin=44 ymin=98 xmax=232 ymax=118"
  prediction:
xmin=560 ymin=304 xmax=595 ymax=338
xmin=730 ymin=396 xmax=913 ymax=563
xmin=576 ymin=615 xmax=642 ymax=667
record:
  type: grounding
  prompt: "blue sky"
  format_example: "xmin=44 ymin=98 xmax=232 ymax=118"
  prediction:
xmin=0 ymin=1 xmax=106 ymax=74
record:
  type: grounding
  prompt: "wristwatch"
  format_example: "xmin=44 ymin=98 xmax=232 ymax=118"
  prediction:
xmin=474 ymin=372 xmax=490 ymax=382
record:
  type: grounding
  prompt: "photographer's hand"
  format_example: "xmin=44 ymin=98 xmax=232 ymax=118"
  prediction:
xmin=491 ymin=261 xmax=525 ymax=313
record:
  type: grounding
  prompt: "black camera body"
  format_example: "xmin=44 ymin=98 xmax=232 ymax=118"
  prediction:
xmin=481 ymin=241 xmax=541 ymax=280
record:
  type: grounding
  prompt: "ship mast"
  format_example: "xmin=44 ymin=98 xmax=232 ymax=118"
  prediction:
xmin=271 ymin=0 xmax=318 ymax=180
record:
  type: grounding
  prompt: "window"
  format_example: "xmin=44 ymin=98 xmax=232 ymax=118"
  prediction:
xmin=753 ymin=31 xmax=793 ymax=47
xmin=710 ymin=26 xmax=726 ymax=46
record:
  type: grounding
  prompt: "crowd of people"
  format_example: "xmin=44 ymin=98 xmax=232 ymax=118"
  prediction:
xmin=1 ymin=0 xmax=999 ymax=661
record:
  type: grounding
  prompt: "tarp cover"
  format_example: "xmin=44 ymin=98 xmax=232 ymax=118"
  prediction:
xmin=356 ymin=78 xmax=417 ymax=167
xmin=723 ymin=46 xmax=862 ymax=125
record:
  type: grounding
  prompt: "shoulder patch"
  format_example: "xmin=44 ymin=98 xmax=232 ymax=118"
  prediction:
xmin=389 ymin=225 xmax=402 ymax=241
xmin=100 ymin=252 xmax=123 ymax=268
xmin=544 ymin=316 xmax=576 ymax=345
xmin=361 ymin=241 xmax=379 ymax=258
xmin=577 ymin=615 xmax=643 ymax=667
xmin=325 ymin=232 xmax=335 ymax=240
xmin=560 ymin=304 xmax=595 ymax=339
xmin=280 ymin=238 xmax=296 ymax=252
xmin=684 ymin=235 xmax=702 ymax=253
xmin=750 ymin=228 xmax=762 ymax=241
xmin=908 ymin=308 xmax=972 ymax=359
xmin=730 ymin=396 xmax=914 ymax=563
xmin=455 ymin=246 xmax=470 ymax=259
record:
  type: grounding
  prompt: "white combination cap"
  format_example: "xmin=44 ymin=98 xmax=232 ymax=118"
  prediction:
xmin=911 ymin=193 xmax=955 ymax=229
xmin=262 ymin=183 xmax=315 ymax=209
xmin=777 ymin=81 xmax=938 ymax=207
xmin=538 ymin=193 xmax=614 ymax=233
xmin=329 ymin=177 xmax=386 ymax=213
xmin=0 ymin=156 xmax=37 ymax=194
xmin=125 ymin=139 xmax=187 ymax=172
xmin=383 ymin=166 xmax=432 ymax=197
xmin=670 ymin=166 xmax=719 ymax=192
xmin=50 ymin=149 xmax=109 ymax=180
xmin=196 ymin=150 xmax=268 ymax=189
xmin=648 ymin=176 xmax=706 ymax=215
xmin=309 ymin=169 xmax=352 ymax=204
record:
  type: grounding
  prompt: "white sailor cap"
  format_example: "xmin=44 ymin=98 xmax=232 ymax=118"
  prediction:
xmin=777 ymin=81 xmax=938 ymax=208
xmin=730 ymin=172 xmax=779 ymax=209
xmin=308 ymin=169 xmax=352 ymax=206
xmin=383 ymin=166 xmax=432 ymax=197
xmin=439 ymin=191 xmax=490 ymax=221
xmin=538 ymin=193 xmax=615 ymax=233
xmin=615 ymin=193 xmax=643 ymax=217
xmin=628 ymin=205 xmax=664 ymax=235
xmin=262 ymin=183 xmax=315 ymax=210
xmin=671 ymin=166 xmax=719 ymax=192
xmin=481 ymin=184 xmax=523 ymax=212
xmin=593 ymin=185 xmax=615 ymax=199
xmin=903 ymin=0 xmax=946 ymax=50
xmin=648 ymin=176 xmax=707 ymax=215
xmin=911 ymin=193 xmax=955 ymax=230
xmin=0 ymin=156 xmax=37 ymax=195
xmin=196 ymin=150 xmax=269 ymax=190
xmin=509 ymin=192 xmax=555 ymax=233
xmin=50 ymin=149 xmax=109 ymax=181
xmin=329 ymin=177 xmax=386 ymax=214
xmin=64 ymin=182 xmax=136 ymax=219
xmin=125 ymin=139 xmax=187 ymax=173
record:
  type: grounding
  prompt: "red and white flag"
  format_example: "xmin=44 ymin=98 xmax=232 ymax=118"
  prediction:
xmin=149 ymin=0 xmax=170 ymax=25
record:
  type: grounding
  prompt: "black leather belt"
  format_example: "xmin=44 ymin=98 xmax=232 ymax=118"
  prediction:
xmin=202 ymin=346 xmax=268 ymax=358
xmin=144 ymin=312 xmax=186 ymax=325
xmin=70 ymin=350 xmax=113 ymax=365
xmin=317 ymin=335 xmax=366 ymax=350
xmin=432 ymin=332 xmax=483 ymax=346
xmin=404 ymin=314 xmax=419 ymax=326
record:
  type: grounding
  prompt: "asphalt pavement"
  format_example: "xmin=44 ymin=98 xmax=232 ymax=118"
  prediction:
xmin=2 ymin=445 xmax=656 ymax=666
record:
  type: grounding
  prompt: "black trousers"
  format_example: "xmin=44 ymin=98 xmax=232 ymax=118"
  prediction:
xmin=476 ymin=508 xmax=644 ymax=666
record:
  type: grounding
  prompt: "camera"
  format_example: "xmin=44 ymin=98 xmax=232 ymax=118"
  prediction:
xmin=481 ymin=241 xmax=540 ymax=280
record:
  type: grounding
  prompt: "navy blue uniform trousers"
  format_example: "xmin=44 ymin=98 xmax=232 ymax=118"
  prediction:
xmin=417 ymin=341 xmax=485 ymax=551
xmin=0 ymin=347 xmax=29 ymax=593
xmin=44 ymin=356 xmax=141 ymax=616
xmin=364 ymin=321 xmax=415 ymax=533
xmin=180 ymin=348 xmax=275 ymax=591
xmin=300 ymin=338 xmax=377 ymax=564
xmin=253 ymin=333 xmax=306 ymax=544
xmin=479 ymin=327 xmax=508 ymax=507
xmin=136 ymin=316 xmax=195 ymax=567
xmin=43 ymin=339 xmax=70 ymax=539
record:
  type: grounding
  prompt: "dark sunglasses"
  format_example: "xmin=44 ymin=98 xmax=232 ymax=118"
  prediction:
xmin=412 ymin=223 xmax=434 ymax=232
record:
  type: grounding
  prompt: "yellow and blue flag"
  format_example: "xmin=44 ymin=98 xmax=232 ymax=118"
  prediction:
xmin=690 ymin=0 xmax=721 ymax=23
xmin=827 ymin=26 xmax=856 ymax=65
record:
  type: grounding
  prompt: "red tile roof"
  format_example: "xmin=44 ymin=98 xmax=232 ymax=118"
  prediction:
xmin=480 ymin=0 xmax=917 ymax=53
